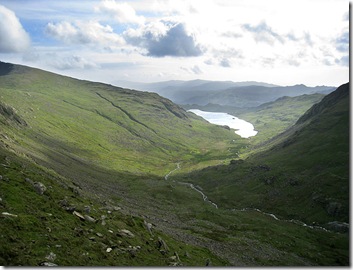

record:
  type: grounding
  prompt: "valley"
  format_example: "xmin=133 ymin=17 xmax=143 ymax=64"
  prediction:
xmin=0 ymin=61 xmax=349 ymax=266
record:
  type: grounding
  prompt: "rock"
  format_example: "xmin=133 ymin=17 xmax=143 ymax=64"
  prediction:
xmin=96 ymin=232 xmax=103 ymax=237
xmin=40 ymin=262 xmax=58 ymax=266
xmin=117 ymin=229 xmax=135 ymax=238
xmin=45 ymin=252 xmax=56 ymax=262
xmin=84 ymin=215 xmax=96 ymax=223
xmin=84 ymin=206 xmax=91 ymax=214
xmin=89 ymin=237 xmax=96 ymax=241
xmin=2 ymin=212 xmax=18 ymax=218
xmin=101 ymin=215 xmax=107 ymax=226
xmin=73 ymin=211 xmax=85 ymax=221
xmin=33 ymin=182 xmax=47 ymax=195
xmin=0 ymin=175 xmax=2 ymax=180
xmin=59 ymin=198 xmax=69 ymax=207
xmin=326 ymin=221 xmax=349 ymax=233
xmin=106 ymin=247 xmax=112 ymax=253
xmin=25 ymin=177 xmax=33 ymax=185
xmin=144 ymin=220 xmax=153 ymax=235
xmin=157 ymin=237 xmax=169 ymax=254
xmin=108 ymin=230 xmax=114 ymax=234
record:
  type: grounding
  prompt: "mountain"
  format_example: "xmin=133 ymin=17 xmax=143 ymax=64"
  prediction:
xmin=0 ymin=61 xmax=238 ymax=177
xmin=114 ymin=79 xmax=280 ymax=104
xmin=185 ymin=84 xmax=335 ymax=107
xmin=176 ymin=83 xmax=349 ymax=225
xmin=0 ymin=61 xmax=349 ymax=266
xmin=114 ymin=80 xmax=335 ymax=107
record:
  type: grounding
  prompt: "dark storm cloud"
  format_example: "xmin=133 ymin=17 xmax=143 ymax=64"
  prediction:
xmin=125 ymin=23 xmax=203 ymax=57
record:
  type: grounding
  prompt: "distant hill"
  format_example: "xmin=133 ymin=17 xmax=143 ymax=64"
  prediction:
xmin=114 ymin=80 xmax=335 ymax=107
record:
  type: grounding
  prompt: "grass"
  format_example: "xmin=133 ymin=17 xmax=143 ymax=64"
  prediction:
xmin=0 ymin=62 xmax=349 ymax=266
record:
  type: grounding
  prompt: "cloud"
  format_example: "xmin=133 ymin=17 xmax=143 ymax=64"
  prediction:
xmin=124 ymin=22 xmax=203 ymax=57
xmin=48 ymin=54 xmax=99 ymax=70
xmin=337 ymin=55 xmax=349 ymax=66
xmin=181 ymin=65 xmax=203 ymax=74
xmin=95 ymin=0 xmax=145 ymax=25
xmin=45 ymin=20 xmax=124 ymax=46
xmin=335 ymin=31 xmax=349 ymax=53
xmin=242 ymin=21 xmax=284 ymax=45
xmin=219 ymin=58 xmax=231 ymax=68
xmin=304 ymin=32 xmax=313 ymax=46
xmin=0 ymin=5 xmax=30 ymax=53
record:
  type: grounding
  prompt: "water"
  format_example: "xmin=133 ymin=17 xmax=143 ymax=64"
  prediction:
xmin=188 ymin=109 xmax=258 ymax=138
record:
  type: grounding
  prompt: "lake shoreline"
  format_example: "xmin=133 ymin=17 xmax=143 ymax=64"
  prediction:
xmin=188 ymin=109 xmax=258 ymax=138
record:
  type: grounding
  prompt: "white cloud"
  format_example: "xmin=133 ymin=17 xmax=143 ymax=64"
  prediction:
xmin=0 ymin=5 xmax=30 ymax=53
xmin=48 ymin=54 xmax=99 ymax=70
xmin=45 ymin=20 xmax=124 ymax=46
xmin=96 ymin=0 xmax=145 ymax=25
xmin=180 ymin=65 xmax=203 ymax=74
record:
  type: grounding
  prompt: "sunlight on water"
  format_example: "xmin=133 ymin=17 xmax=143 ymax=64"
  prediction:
xmin=188 ymin=109 xmax=258 ymax=138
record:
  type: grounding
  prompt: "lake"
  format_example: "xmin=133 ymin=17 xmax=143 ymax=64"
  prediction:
xmin=188 ymin=109 xmax=258 ymax=138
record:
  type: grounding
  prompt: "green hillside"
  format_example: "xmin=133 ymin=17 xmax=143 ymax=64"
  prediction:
xmin=0 ymin=62 xmax=349 ymax=266
xmin=0 ymin=61 xmax=241 ymax=176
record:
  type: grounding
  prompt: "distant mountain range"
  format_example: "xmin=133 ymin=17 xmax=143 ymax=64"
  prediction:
xmin=113 ymin=80 xmax=336 ymax=107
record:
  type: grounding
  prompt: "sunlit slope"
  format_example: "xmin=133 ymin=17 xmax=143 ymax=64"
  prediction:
xmin=0 ymin=62 xmax=239 ymax=176
xmin=177 ymin=83 xmax=349 ymax=225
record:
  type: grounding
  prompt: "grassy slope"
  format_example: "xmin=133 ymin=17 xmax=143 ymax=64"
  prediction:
xmin=0 ymin=145 xmax=229 ymax=266
xmin=177 ymin=83 xmax=349 ymax=224
xmin=0 ymin=62 xmax=242 ymax=175
xmin=0 ymin=62 xmax=349 ymax=266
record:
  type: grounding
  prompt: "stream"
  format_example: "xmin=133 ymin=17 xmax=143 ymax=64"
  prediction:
xmin=164 ymin=163 xmax=333 ymax=233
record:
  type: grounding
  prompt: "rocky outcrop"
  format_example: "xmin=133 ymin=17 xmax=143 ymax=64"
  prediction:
xmin=325 ymin=221 xmax=349 ymax=233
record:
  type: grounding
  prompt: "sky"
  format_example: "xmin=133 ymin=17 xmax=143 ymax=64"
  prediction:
xmin=0 ymin=0 xmax=349 ymax=87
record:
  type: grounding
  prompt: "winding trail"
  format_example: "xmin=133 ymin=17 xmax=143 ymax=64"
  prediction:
xmin=164 ymin=163 xmax=218 ymax=208
xmin=164 ymin=163 xmax=337 ymax=233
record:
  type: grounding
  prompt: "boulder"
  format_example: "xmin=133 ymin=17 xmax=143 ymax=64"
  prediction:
xmin=73 ymin=211 xmax=85 ymax=221
xmin=117 ymin=229 xmax=135 ymax=238
xmin=84 ymin=215 xmax=96 ymax=223
xmin=33 ymin=182 xmax=47 ymax=195
xmin=326 ymin=221 xmax=349 ymax=233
